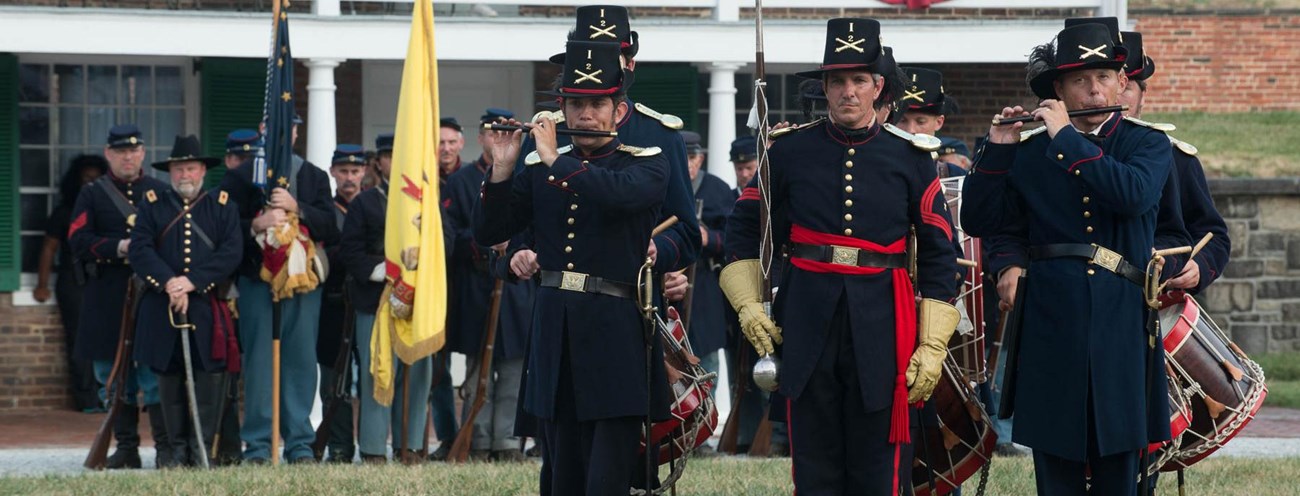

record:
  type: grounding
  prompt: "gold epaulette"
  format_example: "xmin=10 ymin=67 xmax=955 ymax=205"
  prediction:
xmin=1123 ymin=116 xmax=1176 ymax=132
xmin=1019 ymin=126 xmax=1049 ymax=142
xmin=524 ymin=145 xmax=574 ymax=166
xmin=531 ymin=110 xmax=565 ymax=125
xmin=617 ymin=144 xmax=663 ymax=157
xmin=1169 ymin=135 xmax=1199 ymax=156
xmin=218 ymin=191 xmax=229 ymax=205
xmin=882 ymin=123 xmax=941 ymax=152
xmin=146 ymin=190 xmax=158 ymax=203
xmin=769 ymin=118 xmax=824 ymax=140
xmin=634 ymin=102 xmax=683 ymax=130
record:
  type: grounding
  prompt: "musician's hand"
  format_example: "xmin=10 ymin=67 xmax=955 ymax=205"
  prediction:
xmin=989 ymin=106 xmax=1028 ymax=144
xmin=647 ymin=239 xmax=658 ymax=265
xmin=269 ymin=187 xmax=299 ymax=214
xmin=663 ymin=271 xmax=689 ymax=303
xmin=771 ymin=121 xmax=792 ymax=131
xmin=738 ymin=303 xmax=781 ymax=356
xmin=997 ymin=266 xmax=1024 ymax=312
xmin=252 ymin=208 xmax=288 ymax=232
xmin=1033 ymin=100 xmax=1070 ymax=138
xmin=1167 ymin=258 xmax=1201 ymax=290
xmin=699 ymin=225 xmax=710 ymax=248
xmin=117 ymin=239 xmax=131 ymax=257
xmin=510 ymin=249 xmax=540 ymax=280
xmin=486 ymin=118 xmax=524 ymax=183
xmin=532 ymin=116 xmax=560 ymax=167
xmin=33 ymin=286 xmax=51 ymax=303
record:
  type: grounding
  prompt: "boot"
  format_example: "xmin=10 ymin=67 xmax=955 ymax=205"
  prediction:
xmin=105 ymin=406 xmax=142 ymax=469
xmin=147 ymin=403 xmax=176 ymax=468
xmin=215 ymin=374 xmax=243 ymax=466
xmin=191 ymin=371 xmax=225 ymax=467
xmin=155 ymin=374 xmax=191 ymax=468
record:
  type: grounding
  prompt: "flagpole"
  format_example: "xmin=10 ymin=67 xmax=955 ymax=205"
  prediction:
xmin=267 ymin=0 xmax=285 ymax=467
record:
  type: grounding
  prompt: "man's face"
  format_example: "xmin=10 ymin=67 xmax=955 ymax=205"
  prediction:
xmin=330 ymin=163 xmax=366 ymax=201
xmin=438 ymin=127 xmax=464 ymax=173
xmin=896 ymin=112 xmax=945 ymax=137
xmin=1053 ymin=68 xmax=1128 ymax=129
xmin=168 ymin=161 xmax=206 ymax=199
xmin=733 ymin=159 xmax=757 ymax=189
xmin=824 ymin=70 xmax=883 ymax=129
xmin=687 ymin=153 xmax=705 ymax=181
xmin=563 ymin=97 xmax=626 ymax=150
xmin=103 ymin=145 xmax=144 ymax=180
xmin=476 ymin=130 xmax=495 ymax=164
xmin=376 ymin=152 xmax=393 ymax=180
xmin=1118 ymin=79 xmax=1145 ymax=119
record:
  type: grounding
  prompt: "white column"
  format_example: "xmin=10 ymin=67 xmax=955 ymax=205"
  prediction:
xmin=305 ymin=58 xmax=341 ymax=174
xmin=312 ymin=0 xmax=340 ymax=16
xmin=714 ymin=0 xmax=739 ymax=22
xmin=708 ymin=62 xmax=742 ymax=190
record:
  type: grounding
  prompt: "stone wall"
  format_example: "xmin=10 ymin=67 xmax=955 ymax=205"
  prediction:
xmin=1199 ymin=178 xmax=1300 ymax=355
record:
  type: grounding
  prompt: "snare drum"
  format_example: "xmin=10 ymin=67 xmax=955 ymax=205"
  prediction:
xmin=1158 ymin=292 xmax=1268 ymax=470
xmin=912 ymin=360 xmax=997 ymax=496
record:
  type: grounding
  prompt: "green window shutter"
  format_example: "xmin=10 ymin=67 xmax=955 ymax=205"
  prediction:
xmin=627 ymin=63 xmax=699 ymax=132
xmin=200 ymin=57 xmax=266 ymax=190
xmin=0 ymin=53 xmax=19 ymax=291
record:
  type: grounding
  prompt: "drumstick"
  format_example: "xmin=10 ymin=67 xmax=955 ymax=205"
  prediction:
xmin=1153 ymin=245 xmax=1192 ymax=258
xmin=956 ymin=257 xmax=978 ymax=268
xmin=1188 ymin=233 xmax=1214 ymax=261
xmin=652 ymin=216 xmax=679 ymax=237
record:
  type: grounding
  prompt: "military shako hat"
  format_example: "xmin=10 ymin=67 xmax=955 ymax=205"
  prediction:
xmin=796 ymin=18 xmax=884 ymax=79
xmin=225 ymin=129 xmax=261 ymax=155
xmin=899 ymin=68 xmax=955 ymax=115
xmin=1028 ymin=23 xmax=1129 ymax=99
xmin=375 ymin=133 xmax=395 ymax=153
xmin=549 ymin=5 xmax=638 ymax=64
xmin=730 ymin=136 xmax=757 ymax=163
xmin=332 ymin=144 xmax=367 ymax=165
xmin=1120 ymin=31 xmax=1155 ymax=81
xmin=545 ymin=40 xmax=627 ymax=97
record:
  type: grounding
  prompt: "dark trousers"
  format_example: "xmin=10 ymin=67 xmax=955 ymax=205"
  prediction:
xmin=540 ymin=334 xmax=641 ymax=496
xmin=1032 ymin=384 xmax=1140 ymax=496
xmin=156 ymin=369 xmax=224 ymax=466
xmin=55 ymin=276 xmax=99 ymax=410
xmin=1033 ymin=450 xmax=1138 ymax=496
xmin=788 ymin=299 xmax=913 ymax=496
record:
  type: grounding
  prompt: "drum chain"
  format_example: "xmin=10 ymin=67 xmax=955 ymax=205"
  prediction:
xmin=976 ymin=456 xmax=991 ymax=496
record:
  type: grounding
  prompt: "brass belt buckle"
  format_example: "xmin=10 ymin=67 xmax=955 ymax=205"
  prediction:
xmin=830 ymin=245 xmax=860 ymax=266
xmin=1090 ymin=244 xmax=1123 ymax=273
xmin=559 ymin=271 xmax=588 ymax=292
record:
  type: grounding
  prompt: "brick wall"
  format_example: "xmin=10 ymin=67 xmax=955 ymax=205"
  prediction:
xmin=1133 ymin=12 xmax=1300 ymax=112
xmin=0 ymin=295 xmax=72 ymax=411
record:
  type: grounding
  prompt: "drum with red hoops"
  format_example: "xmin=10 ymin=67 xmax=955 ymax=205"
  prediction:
xmin=1157 ymin=292 xmax=1268 ymax=470
xmin=912 ymin=360 xmax=997 ymax=496
xmin=639 ymin=307 xmax=718 ymax=464
xmin=940 ymin=176 xmax=988 ymax=385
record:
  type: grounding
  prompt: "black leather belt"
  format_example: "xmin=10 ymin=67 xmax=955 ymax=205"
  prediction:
xmin=789 ymin=243 xmax=906 ymax=269
xmin=1029 ymin=243 xmax=1145 ymax=287
xmin=539 ymin=270 xmax=635 ymax=299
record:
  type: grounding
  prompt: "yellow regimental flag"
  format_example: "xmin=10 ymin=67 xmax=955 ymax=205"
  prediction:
xmin=370 ymin=0 xmax=446 ymax=406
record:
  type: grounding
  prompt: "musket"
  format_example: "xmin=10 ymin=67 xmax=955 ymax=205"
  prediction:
xmin=677 ymin=199 xmax=705 ymax=331
xmin=448 ymin=247 xmax=507 ymax=463
xmin=84 ymin=277 xmax=140 ymax=470
xmin=313 ymin=284 xmax=357 ymax=461
xmin=746 ymin=0 xmax=779 ymax=458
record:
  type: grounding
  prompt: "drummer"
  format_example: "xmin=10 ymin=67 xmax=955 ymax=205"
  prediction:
xmin=962 ymin=21 xmax=1173 ymax=496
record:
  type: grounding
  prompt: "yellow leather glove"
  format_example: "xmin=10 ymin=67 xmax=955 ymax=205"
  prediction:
xmin=719 ymin=259 xmax=782 ymax=356
xmin=906 ymin=298 xmax=961 ymax=403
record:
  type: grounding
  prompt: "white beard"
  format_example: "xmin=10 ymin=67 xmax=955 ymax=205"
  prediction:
xmin=175 ymin=182 xmax=200 ymax=200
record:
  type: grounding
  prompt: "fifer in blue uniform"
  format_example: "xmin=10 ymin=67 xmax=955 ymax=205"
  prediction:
xmin=476 ymin=40 xmax=671 ymax=496
xmin=961 ymin=22 xmax=1173 ymax=496
xmin=218 ymin=133 xmax=339 ymax=463
xmin=130 ymin=135 xmax=242 ymax=467
xmin=722 ymin=19 xmax=960 ymax=495
xmin=69 ymin=124 xmax=170 ymax=469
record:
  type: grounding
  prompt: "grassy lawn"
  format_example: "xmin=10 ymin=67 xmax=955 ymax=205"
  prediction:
xmin=1256 ymin=352 xmax=1300 ymax=410
xmin=1145 ymin=111 xmax=1300 ymax=178
xmin=2 ymin=456 xmax=1300 ymax=495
